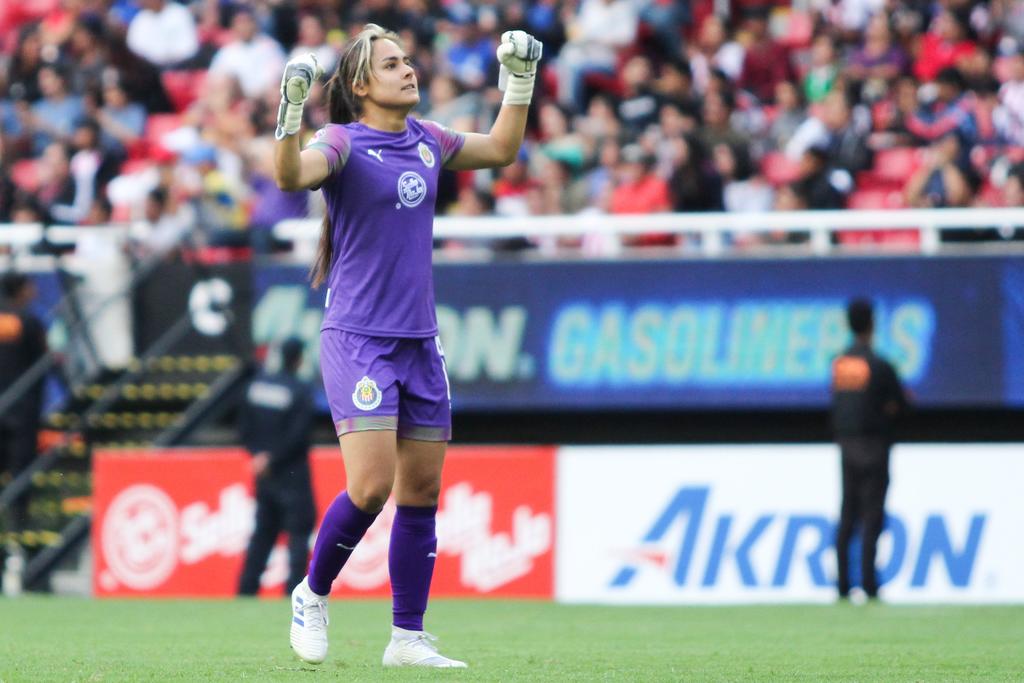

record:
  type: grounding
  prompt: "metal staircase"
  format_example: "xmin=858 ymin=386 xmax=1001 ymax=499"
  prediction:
xmin=1 ymin=245 xmax=253 ymax=593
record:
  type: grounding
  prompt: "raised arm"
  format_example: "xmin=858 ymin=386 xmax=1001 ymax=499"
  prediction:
xmin=447 ymin=106 xmax=529 ymax=170
xmin=447 ymin=31 xmax=542 ymax=171
xmin=273 ymin=53 xmax=331 ymax=191
xmin=275 ymin=133 xmax=330 ymax=191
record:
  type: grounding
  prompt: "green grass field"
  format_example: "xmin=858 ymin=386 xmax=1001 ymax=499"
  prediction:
xmin=1 ymin=598 xmax=1022 ymax=682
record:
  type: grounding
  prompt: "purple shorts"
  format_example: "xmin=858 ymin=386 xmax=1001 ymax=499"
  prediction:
xmin=320 ymin=329 xmax=451 ymax=441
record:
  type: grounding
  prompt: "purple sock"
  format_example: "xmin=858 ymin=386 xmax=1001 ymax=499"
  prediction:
xmin=389 ymin=505 xmax=438 ymax=631
xmin=307 ymin=491 xmax=378 ymax=596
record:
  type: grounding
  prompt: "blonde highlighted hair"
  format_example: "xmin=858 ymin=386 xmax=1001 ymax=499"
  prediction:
xmin=311 ymin=24 xmax=403 ymax=289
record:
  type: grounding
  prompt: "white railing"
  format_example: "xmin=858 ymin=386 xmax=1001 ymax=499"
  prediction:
xmin=3 ymin=208 xmax=1023 ymax=259
xmin=274 ymin=207 xmax=1024 ymax=258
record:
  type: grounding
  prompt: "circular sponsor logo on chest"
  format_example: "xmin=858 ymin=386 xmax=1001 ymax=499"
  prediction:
xmin=397 ymin=171 xmax=427 ymax=208
xmin=418 ymin=142 xmax=436 ymax=168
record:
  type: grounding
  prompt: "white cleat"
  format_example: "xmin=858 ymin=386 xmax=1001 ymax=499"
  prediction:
xmin=382 ymin=627 xmax=468 ymax=668
xmin=290 ymin=577 xmax=329 ymax=664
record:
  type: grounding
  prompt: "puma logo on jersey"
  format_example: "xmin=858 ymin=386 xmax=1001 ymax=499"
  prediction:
xmin=367 ymin=148 xmax=384 ymax=163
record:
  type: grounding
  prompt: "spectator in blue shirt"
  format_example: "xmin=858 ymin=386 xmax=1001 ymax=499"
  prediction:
xmin=28 ymin=65 xmax=84 ymax=155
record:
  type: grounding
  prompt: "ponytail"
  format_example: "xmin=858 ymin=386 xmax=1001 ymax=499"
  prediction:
xmin=309 ymin=214 xmax=333 ymax=289
xmin=309 ymin=24 xmax=402 ymax=289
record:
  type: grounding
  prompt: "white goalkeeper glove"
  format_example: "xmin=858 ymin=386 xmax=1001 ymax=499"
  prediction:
xmin=275 ymin=53 xmax=324 ymax=140
xmin=496 ymin=30 xmax=543 ymax=106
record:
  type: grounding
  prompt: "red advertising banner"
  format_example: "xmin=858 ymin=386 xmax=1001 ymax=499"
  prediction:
xmin=92 ymin=446 xmax=554 ymax=598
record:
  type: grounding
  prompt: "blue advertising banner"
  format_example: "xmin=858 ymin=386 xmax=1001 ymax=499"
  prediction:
xmin=252 ymin=256 xmax=1024 ymax=411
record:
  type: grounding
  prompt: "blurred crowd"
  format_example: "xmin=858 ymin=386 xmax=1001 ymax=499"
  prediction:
xmin=1 ymin=0 xmax=1023 ymax=255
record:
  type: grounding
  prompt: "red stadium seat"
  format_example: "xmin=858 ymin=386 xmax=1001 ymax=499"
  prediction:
xmin=855 ymin=171 xmax=903 ymax=192
xmin=837 ymin=229 xmax=920 ymax=248
xmin=761 ymin=152 xmax=803 ymax=186
xmin=846 ymin=189 xmax=907 ymax=210
xmin=688 ymin=0 xmax=715 ymax=40
xmin=583 ymin=71 xmax=624 ymax=99
xmin=841 ymin=188 xmax=915 ymax=248
xmin=977 ymin=181 xmax=1004 ymax=207
xmin=871 ymin=147 xmax=924 ymax=183
xmin=142 ymin=113 xmax=185 ymax=157
xmin=119 ymin=158 xmax=155 ymax=176
xmin=11 ymin=158 xmax=41 ymax=192
xmin=775 ymin=9 xmax=813 ymax=49
xmin=161 ymin=69 xmax=208 ymax=113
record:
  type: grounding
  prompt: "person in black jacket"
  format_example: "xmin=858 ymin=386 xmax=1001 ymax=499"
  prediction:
xmin=831 ymin=299 xmax=909 ymax=600
xmin=237 ymin=337 xmax=316 ymax=596
xmin=0 ymin=272 xmax=47 ymax=534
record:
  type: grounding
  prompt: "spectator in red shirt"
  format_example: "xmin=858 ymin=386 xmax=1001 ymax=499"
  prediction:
xmin=738 ymin=8 xmax=794 ymax=104
xmin=913 ymin=8 xmax=977 ymax=83
xmin=610 ymin=144 xmax=670 ymax=214
xmin=492 ymin=152 xmax=539 ymax=217
xmin=611 ymin=144 xmax=673 ymax=246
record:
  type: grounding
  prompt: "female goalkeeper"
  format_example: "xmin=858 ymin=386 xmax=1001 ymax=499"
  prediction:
xmin=273 ymin=24 xmax=542 ymax=669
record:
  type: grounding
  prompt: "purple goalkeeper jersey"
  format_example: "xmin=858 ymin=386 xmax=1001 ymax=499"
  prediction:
xmin=307 ymin=118 xmax=465 ymax=337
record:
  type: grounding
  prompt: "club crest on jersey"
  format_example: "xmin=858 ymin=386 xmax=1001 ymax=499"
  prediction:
xmin=352 ymin=376 xmax=382 ymax=411
xmin=398 ymin=171 xmax=427 ymax=208
xmin=418 ymin=142 xmax=436 ymax=168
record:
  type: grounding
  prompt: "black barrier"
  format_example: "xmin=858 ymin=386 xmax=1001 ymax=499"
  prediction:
xmin=134 ymin=257 xmax=253 ymax=357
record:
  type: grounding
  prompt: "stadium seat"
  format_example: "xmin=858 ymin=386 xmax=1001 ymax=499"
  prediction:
xmin=11 ymin=158 xmax=41 ymax=192
xmin=837 ymin=229 xmax=920 ymax=247
xmin=871 ymin=147 xmax=923 ymax=183
xmin=977 ymin=181 xmax=1004 ymax=207
xmin=688 ymin=0 xmax=715 ymax=39
xmin=761 ymin=152 xmax=803 ymax=186
xmin=583 ymin=70 xmax=624 ymax=99
xmin=775 ymin=9 xmax=813 ymax=49
xmin=142 ymin=113 xmax=185 ymax=157
xmin=855 ymin=171 xmax=903 ymax=192
xmin=161 ymin=69 xmax=208 ymax=113
xmin=119 ymin=158 xmax=155 ymax=176
xmin=846 ymin=189 xmax=907 ymax=210
xmin=540 ymin=63 xmax=559 ymax=101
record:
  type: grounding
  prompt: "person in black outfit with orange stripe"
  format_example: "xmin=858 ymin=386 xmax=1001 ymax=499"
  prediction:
xmin=831 ymin=299 xmax=909 ymax=600
xmin=0 ymin=273 xmax=47 ymax=535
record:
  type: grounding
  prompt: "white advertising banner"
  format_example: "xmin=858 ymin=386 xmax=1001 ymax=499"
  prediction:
xmin=556 ymin=444 xmax=1024 ymax=604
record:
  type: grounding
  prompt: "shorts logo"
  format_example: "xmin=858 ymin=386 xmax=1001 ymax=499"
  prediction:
xmin=398 ymin=171 xmax=427 ymax=208
xmin=418 ymin=142 xmax=436 ymax=168
xmin=352 ymin=376 xmax=383 ymax=411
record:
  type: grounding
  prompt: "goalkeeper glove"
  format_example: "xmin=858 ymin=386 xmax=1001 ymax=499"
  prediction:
xmin=496 ymin=30 xmax=543 ymax=107
xmin=275 ymin=53 xmax=324 ymax=141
